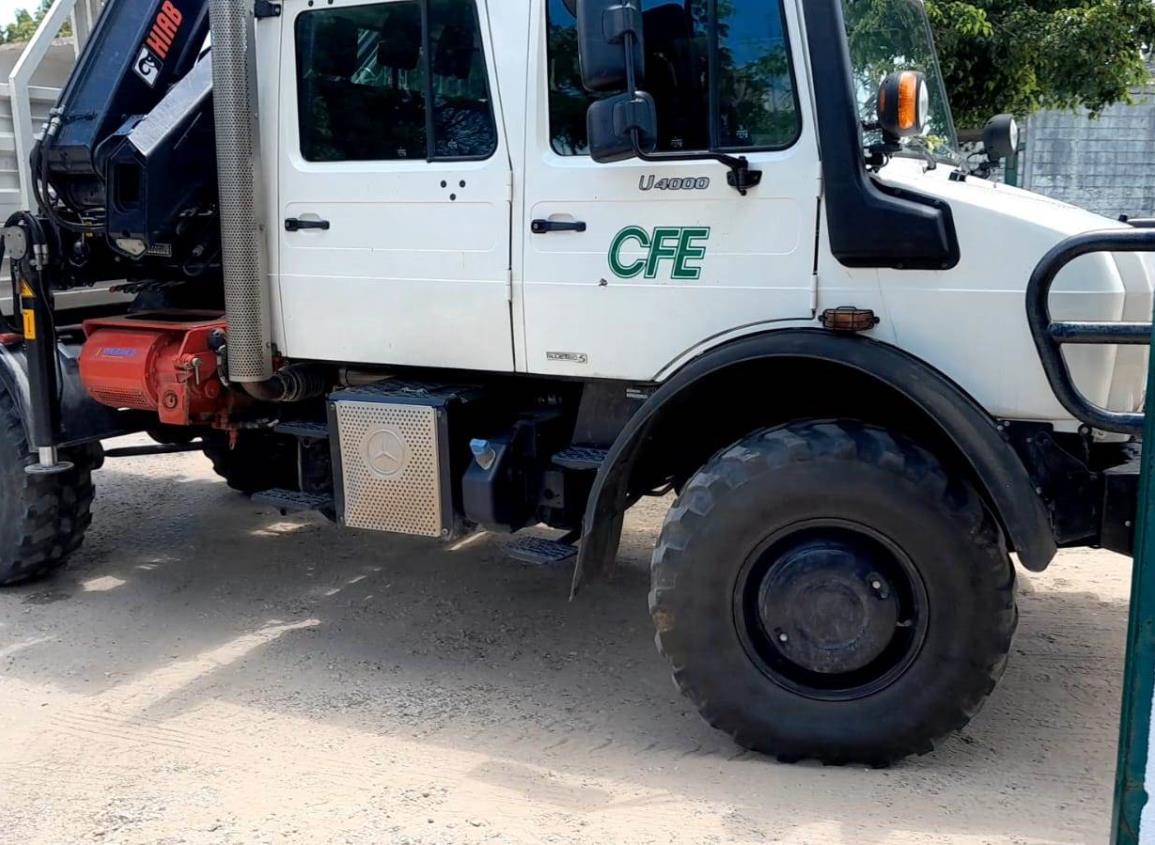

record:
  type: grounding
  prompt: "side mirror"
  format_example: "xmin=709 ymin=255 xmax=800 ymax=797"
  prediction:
xmin=587 ymin=91 xmax=657 ymax=162
xmin=573 ymin=0 xmax=757 ymax=191
xmin=982 ymin=113 xmax=1019 ymax=164
xmin=877 ymin=70 xmax=929 ymax=139
xmin=576 ymin=0 xmax=645 ymax=93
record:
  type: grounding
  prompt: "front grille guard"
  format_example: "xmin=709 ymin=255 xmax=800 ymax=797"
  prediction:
xmin=1026 ymin=226 xmax=1155 ymax=436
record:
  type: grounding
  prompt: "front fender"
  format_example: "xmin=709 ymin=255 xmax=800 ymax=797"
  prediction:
xmin=572 ymin=329 xmax=1056 ymax=595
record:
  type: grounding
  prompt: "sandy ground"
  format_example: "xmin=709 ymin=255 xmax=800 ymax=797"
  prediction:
xmin=0 ymin=435 xmax=1133 ymax=844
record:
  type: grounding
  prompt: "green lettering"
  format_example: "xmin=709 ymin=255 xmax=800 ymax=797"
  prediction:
xmin=608 ymin=226 xmax=651 ymax=278
xmin=672 ymin=226 xmax=710 ymax=280
xmin=646 ymin=227 xmax=682 ymax=279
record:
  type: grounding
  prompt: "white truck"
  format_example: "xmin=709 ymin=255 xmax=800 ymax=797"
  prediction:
xmin=0 ymin=0 xmax=1150 ymax=766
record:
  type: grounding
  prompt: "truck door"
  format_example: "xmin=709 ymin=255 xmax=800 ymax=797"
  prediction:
xmin=521 ymin=0 xmax=819 ymax=380
xmin=276 ymin=0 xmax=513 ymax=371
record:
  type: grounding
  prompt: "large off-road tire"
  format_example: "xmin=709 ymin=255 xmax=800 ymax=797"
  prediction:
xmin=0 ymin=384 xmax=98 ymax=586
xmin=203 ymin=431 xmax=299 ymax=495
xmin=650 ymin=420 xmax=1017 ymax=766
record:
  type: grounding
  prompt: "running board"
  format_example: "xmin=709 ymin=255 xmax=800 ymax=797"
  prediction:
xmin=252 ymin=488 xmax=334 ymax=515
xmin=275 ymin=420 xmax=330 ymax=439
xmin=507 ymin=536 xmax=578 ymax=566
xmin=551 ymin=446 xmax=609 ymax=471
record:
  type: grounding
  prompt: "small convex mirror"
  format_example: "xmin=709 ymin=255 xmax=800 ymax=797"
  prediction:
xmin=587 ymin=91 xmax=658 ymax=162
xmin=575 ymin=0 xmax=646 ymax=92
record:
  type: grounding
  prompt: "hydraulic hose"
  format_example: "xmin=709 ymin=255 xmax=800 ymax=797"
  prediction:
xmin=32 ymin=115 xmax=102 ymax=236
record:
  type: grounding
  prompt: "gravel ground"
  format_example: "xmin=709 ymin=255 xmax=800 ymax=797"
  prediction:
xmin=0 ymin=435 xmax=1132 ymax=844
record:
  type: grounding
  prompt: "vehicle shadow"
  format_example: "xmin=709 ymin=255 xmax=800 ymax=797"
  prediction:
xmin=0 ymin=459 xmax=1127 ymax=844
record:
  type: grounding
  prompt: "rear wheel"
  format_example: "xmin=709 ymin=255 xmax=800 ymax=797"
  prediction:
xmin=0 ymin=384 xmax=99 ymax=586
xmin=650 ymin=420 xmax=1016 ymax=766
xmin=203 ymin=430 xmax=299 ymax=495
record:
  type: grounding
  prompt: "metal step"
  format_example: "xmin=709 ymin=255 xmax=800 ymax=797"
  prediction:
xmin=252 ymin=488 xmax=334 ymax=514
xmin=506 ymin=536 xmax=578 ymax=566
xmin=552 ymin=446 xmax=610 ymax=471
xmin=275 ymin=420 xmax=330 ymax=439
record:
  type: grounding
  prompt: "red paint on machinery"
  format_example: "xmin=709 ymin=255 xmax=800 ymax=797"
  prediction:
xmin=78 ymin=312 xmax=228 ymax=426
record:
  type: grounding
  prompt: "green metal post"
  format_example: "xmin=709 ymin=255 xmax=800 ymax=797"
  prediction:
xmin=1113 ymin=338 xmax=1155 ymax=843
xmin=1004 ymin=146 xmax=1020 ymax=188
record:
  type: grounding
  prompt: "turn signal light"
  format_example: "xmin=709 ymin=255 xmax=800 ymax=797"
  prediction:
xmin=897 ymin=72 xmax=921 ymax=131
xmin=878 ymin=70 xmax=929 ymax=138
xmin=821 ymin=307 xmax=879 ymax=333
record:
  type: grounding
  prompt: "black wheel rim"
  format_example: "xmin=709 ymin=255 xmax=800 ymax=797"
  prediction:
xmin=733 ymin=519 xmax=929 ymax=702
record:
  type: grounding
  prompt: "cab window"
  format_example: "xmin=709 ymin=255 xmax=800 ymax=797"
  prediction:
xmin=296 ymin=0 xmax=497 ymax=162
xmin=546 ymin=0 xmax=801 ymax=156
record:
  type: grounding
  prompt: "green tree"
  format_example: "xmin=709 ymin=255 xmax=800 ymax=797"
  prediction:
xmin=925 ymin=0 xmax=1155 ymax=128
xmin=1 ymin=0 xmax=71 ymax=45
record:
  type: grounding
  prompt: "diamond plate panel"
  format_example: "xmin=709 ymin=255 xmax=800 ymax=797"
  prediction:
xmin=335 ymin=400 xmax=445 ymax=537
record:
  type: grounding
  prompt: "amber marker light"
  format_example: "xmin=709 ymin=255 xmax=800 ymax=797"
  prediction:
xmin=897 ymin=71 xmax=923 ymax=132
xmin=878 ymin=70 xmax=929 ymax=138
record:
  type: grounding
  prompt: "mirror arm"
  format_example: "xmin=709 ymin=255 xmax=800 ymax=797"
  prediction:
xmin=862 ymin=126 xmax=901 ymax=173
xmin=623 ymin=27 xmax=642 ymax=92
xmin=620 ymin=28 xmax=762 ymax=196
xmin=627 ymin=130 xmax=762 ymax=195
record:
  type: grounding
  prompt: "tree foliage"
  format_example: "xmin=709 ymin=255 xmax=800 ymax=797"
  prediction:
xmin=925 ymin=0 xmax=1155 ymax=128
xmin=1 ymin=0 xmax=1149 ymax=132
xmin=844 ymin=0 xmax=956 ymax=146
xmin=0 ymin=0 xmax=70 ymax=46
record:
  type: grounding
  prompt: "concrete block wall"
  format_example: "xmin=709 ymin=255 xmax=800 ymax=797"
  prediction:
xmin=1021 ymin=88 xmax=1155 ymax=219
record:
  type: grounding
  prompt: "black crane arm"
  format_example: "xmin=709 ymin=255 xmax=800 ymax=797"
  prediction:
xmin=35 ymin=0 xmax=217 ymax=280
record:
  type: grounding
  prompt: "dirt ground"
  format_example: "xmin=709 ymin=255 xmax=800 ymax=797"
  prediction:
xmin=0 ymin=435 xmax=1132 ymax=844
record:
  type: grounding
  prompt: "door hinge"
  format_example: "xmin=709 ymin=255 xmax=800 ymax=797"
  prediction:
xmin=254 ymin=0 xmax=281 ymax=18
xmin=505 ymin=268 xmax=513 ymax=302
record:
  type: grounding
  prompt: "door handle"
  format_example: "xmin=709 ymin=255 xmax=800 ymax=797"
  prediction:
xmin=285 ymin=218 xmax=331 ymax=232
xmin=531 ymin=219 xmax=587 ymax=234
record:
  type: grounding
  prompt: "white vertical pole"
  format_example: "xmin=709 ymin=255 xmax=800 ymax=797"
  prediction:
xmin=9 ymin=0 xmax=79 ymax=209
xmin=70 ymin=0 xmax=93 ymax=56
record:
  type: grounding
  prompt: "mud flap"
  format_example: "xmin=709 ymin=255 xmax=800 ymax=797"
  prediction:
xmin=572 ymin=508 xmax=625 ymax=598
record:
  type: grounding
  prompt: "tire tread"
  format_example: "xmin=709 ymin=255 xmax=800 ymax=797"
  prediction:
xmin=0 ymin=387 xmax=97 ymax=586
xmin=650 ymin=419 xmax=1016 ymax=766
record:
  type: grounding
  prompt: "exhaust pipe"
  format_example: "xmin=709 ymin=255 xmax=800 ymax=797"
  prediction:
xmin=209 ymin=0 xmax=273 ymax=383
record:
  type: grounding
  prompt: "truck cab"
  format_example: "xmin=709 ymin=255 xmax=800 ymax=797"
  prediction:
xmin=0 ymin=0 xmax=1149 ymax=766
xmin=267 ymin=0 xmax=1149 ymax=421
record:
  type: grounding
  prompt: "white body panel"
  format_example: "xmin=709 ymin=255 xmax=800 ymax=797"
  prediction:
xmin=517 ymin=1 xmax=820 ymax=380
xmin=828 ymin=158 xmax=1152 ymax=425
xmin=255 ymin=0 xmax=1151 ymax=428
xmin=271 ymin=0 xmax=514 ymax=372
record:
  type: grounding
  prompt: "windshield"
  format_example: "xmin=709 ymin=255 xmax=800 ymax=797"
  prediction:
xmin=842 ymin=0 xmax=959 ymax=163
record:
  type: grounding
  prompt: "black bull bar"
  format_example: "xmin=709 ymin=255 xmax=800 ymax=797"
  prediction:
xmin=1026 ymin=226 xmax=1155 ymax=437
xmin=1026 ymin=226 xmax=1155 ymax=557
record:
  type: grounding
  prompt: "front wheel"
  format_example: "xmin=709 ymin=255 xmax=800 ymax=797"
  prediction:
xmin=650 ymin=421 xmax=1017 ymax=766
